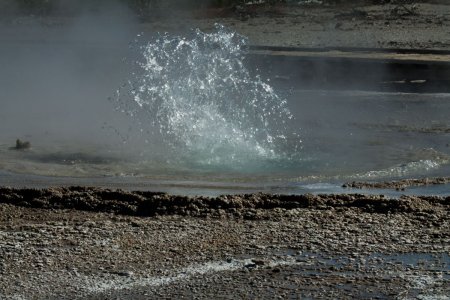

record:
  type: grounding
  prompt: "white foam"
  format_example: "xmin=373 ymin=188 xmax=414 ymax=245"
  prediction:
xmin=116 ymin=24 xmax=300 ymax=169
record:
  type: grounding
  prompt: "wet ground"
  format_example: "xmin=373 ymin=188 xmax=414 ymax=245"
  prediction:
xmin=0 ymin=188 xmax=448 ymax=299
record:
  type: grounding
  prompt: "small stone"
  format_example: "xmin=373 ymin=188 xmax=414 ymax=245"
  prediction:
xmin=116 ymin=271 xmax=133 ymax=277
xmin=130 ymin=221 xmax=141 ymax=227
xmin=244 ymin=263 xmax=256 ymax=269
xmin=272 ymin=268 xmax=281 ymax=273
xmin=251 ymin=259 xmax=265 ymax=266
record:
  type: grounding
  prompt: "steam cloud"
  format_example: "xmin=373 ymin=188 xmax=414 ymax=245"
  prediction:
xmin=0 ymin=1 xmax=138 ymax=150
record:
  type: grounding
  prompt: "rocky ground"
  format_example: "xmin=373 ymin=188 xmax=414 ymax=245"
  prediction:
xmin=0 ymin=187 xmax=449 ymax=299
xmin=343 ymin=176 xmax=450 ymax=191
xmin=144 ymin=1 xmax=450 ymax=50
xmin=2 ymin=1 xmax=450 ymax=50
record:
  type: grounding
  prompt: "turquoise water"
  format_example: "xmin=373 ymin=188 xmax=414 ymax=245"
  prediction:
xmin=0 ymin=26 xmax=449 ymax=196
xmin=2 ymin=89 xmax=449 ymax=195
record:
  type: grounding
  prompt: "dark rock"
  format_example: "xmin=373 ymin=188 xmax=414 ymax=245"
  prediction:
xmin=13 ymin=139 xmax=31 ymax=150
xmin=116 ymin=271 xmax=133 ymax=277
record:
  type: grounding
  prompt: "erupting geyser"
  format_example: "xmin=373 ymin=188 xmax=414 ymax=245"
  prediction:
xmin=116 ymin=24 xmax=301 ymax=170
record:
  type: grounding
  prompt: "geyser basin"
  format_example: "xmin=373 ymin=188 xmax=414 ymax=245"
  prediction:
xmin=0 ymin=26 xmax=449 ymax=196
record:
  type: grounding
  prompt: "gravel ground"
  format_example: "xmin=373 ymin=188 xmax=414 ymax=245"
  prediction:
xmin=343 ymin=177 xmax=450 ymax=191
xmin=0 ymin=187 xmax=449 ymax=299
xmin=2 ymin=2 xmax=450 ymax=50
xmin=143 ymin=2 xmax=450 ymax=50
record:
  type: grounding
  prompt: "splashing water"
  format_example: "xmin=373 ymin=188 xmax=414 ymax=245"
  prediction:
xmin=117 ymin=24 xmax=300 ymax=170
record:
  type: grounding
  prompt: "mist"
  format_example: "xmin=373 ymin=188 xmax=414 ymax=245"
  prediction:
xmin=0 ymin=1 xmax=141 ymax=153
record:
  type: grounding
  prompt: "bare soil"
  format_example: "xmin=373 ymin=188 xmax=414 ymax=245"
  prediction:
xmin=0 ymin=187 xmax=449 ymax=299
xmin=2 ymin=2 xmax=450 ymax=50
xmin=143 ymin=2 xmax=450 ymax=50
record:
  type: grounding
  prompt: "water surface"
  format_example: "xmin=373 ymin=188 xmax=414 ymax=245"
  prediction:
xmin=0 ymin=26 xmax=449 ymax=196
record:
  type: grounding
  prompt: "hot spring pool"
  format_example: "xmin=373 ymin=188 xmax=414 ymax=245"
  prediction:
xmin=0 ymin=89 xmax=449 ymax=196
xmin=0 ymin=26 xmax=448 ymax=196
